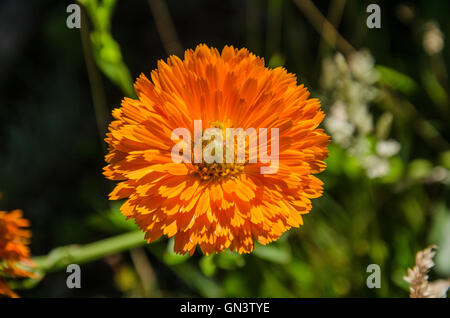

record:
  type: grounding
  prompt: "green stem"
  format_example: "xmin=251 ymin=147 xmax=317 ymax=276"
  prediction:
xmin=34 ymin=230 xmax=146 ymax=272
xmin=80 ymin=6 xmax=109 ymax=153
xmin=16 ymin=231 xmax=225 ymax=296
xmin=18 ymin=231 xmax=146 ymax=289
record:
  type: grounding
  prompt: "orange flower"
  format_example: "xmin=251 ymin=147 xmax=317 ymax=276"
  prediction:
xmin=0 ymin=209 xmax=34 ymax=298
xmin=104 ymin=44 xmax=329 ymax=255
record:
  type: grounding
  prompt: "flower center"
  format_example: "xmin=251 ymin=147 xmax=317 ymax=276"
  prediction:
xmin=192 ymin=121 xmax=245 ymax=181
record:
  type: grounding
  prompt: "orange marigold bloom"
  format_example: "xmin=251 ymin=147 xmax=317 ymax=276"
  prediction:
xmin=0 ymin=209 xmax=34 ymax=298
xmin=104 ymin=44 xmax=329 ymax=255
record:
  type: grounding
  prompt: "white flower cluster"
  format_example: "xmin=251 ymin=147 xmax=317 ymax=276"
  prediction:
xmin=423 ymin=21 xmax=444 ymax=56
xmin=321 ymin=51 xmax=401 ymax=179
xmin=424 ymin=166 xmax=450 ymax=185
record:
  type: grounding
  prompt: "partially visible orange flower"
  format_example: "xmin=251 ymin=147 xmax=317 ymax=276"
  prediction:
xmin=104 ymin=44 xmax=329 ymax=255
xmin=0 ymin=209 xmax=34 ymax=298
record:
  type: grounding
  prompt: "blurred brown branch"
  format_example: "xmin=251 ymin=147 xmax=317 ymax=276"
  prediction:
xmin=130 ymin=247 xmax=159 ymax=297
xmin=148 ymin=0 xmax=184 ymax=56
xmin=293 ymin=0 xmax=355 ymax=56
xmin=327 ymin=0 xmax=346 ymax=28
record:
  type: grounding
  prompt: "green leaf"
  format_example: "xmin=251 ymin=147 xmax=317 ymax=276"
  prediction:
xmin=376 ymin=65 xmax=418 ymax=95
xmin=88 ymin=202 xmax=138 ymax=233
xmin=199 ymin=254 xmax=216 ymax=277
xmin=162 ymin=238 xmax=190 ymax=265
xmin=379 ymin=156 xmax=404 ymax=183
xmin=268 ymin=53 xmax=285 ymax=68
xmin=80 ymin=0 xmax=134 ymax=97
xmin=439 ymin=151 xmax=450 ymax=170
xmin=407 ymin=159 xmax=432 ymax=180
xmin=216 ymin=251 xmax=245 ymax=270
xmin=253 ymin=242 xmax=291 ymax=264
xmin=422 ymin=71 xmax=448 ymax=108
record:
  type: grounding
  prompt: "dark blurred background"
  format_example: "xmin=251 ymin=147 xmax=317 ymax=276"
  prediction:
xmin=0 ymin=0 xmax=449 ymax=297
